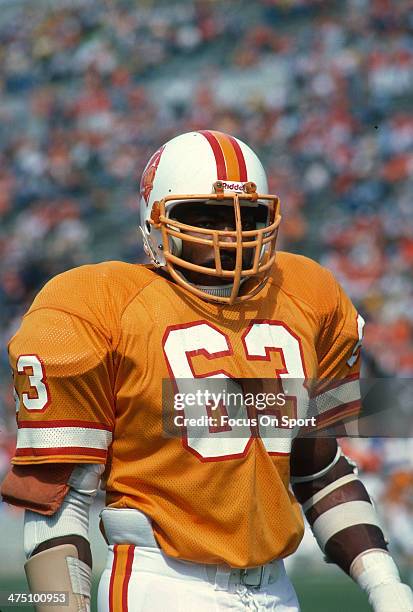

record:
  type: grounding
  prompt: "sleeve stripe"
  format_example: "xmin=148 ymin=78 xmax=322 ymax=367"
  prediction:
xmin=14 ymin=447 xmax=107 ymax=459
xmin=313 ymin=373 xmax=359 ymax=397
xmin=300 ymin=400 xmax=361 ymax=434
xmin=16 ymin=426 xmax=112 ymax=451
xmin=18 ymin=420 xmax=113 ymax=432
xmin=313 ymin=379 xmax=361 ymax=415
xmin=315 ymin=400 xmax=361 ymax=428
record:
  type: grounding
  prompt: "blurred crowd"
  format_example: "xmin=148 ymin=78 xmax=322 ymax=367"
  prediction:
xmin=0 ymin=0 xmax=412 ymax=560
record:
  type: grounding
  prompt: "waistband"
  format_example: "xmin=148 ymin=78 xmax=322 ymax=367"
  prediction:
xmin=100 ymin=507 xmax=283 ymax=590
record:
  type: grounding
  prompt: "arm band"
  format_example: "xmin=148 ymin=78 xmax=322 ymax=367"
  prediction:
xmin=312 ymin=500 xmax=383 ymax=552
xmin=301 ymin=473 xmax=359 ymax=512
xmin=290 ymin=446 xmax=342 ymax=483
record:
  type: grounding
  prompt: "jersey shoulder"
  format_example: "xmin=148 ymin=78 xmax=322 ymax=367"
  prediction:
xmin=26 ymin=261 xmax=159 ymax=334
xmin=270 ymin=251 xmax=341 ymax=317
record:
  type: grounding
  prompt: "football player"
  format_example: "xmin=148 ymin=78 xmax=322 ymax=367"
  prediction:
xmin=2 ymin=130 xmax=412 ymax=611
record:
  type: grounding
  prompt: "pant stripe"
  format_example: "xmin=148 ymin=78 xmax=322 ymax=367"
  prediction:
xmin=122 ymin=546 xmax=135 ymax=611
xmin=108 ymin=545 xmax=119 ymax=612
xmin=109 ymin=544 xmax=135 ymax=612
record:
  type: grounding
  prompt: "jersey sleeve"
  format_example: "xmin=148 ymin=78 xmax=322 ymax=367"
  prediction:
xmin=9 ymin=307 xmax=115 ymax=465
xmin=312 ymin=276 xmax=365 ymax=431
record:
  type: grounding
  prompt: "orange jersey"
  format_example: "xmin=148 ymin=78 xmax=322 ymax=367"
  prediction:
xmin=9 ymin=253 xmax=362 ymax=567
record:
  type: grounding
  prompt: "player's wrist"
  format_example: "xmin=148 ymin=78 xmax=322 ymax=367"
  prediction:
xmin=350 ymin=550 xmax=413 ymax=612
xmin=367 ymin=583 xmax=413 ymax=612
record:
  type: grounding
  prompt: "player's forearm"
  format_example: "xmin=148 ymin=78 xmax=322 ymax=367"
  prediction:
xmin=292 ymin=442 xmax=413 ymax=612
xmin=293 ymin=452 xmax=387 ymax=573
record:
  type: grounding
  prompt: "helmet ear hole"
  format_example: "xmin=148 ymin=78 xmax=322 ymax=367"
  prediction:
xmin=145 ymin=221 xmax=151 ymax=233
xmin=170 ymin=235 xmax=182 ymax=257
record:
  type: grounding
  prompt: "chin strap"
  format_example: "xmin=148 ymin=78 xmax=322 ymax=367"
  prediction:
xmin=191 ymin=283 xmax=235 ymax=298
xmin=176 ymin=271 xmax=247 ymax=298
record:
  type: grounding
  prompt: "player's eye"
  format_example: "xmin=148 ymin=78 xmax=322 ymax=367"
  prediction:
xmin=241 ymin=215 xmax=256 ymax=231
xmin=197 ymin=220 xmax=215 ymax=229
xmin=242 ymin=221 xmax=255 ymax=231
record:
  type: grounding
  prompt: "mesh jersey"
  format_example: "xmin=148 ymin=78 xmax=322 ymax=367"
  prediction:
xmin=9 ymin=253 xmax=362 ymax=567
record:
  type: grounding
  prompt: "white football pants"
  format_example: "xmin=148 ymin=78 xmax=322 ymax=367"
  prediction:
xmin=97 ymin=545 xmax=300 ymax=611
xmin=97 ymin=508 xmax=300 ymax=611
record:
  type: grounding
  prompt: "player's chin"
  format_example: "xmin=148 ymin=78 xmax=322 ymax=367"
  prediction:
xmin=179 ymin=258 xmax=232 ymax=286
xmin=181 ymin=253 xmax=253 ymax=285
xmin=201 ymin=255 xmax=252 ymax=277
xmin=205 ymin=255 xmax=237 ymax=275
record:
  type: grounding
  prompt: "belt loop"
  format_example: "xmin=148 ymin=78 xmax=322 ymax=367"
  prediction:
xmin=241 ymin=566 xmax=265 ymax=588
xmin=266 ymin=559 xmax=281 ymax=586
xmin=214 ymin=565 xmax=232 ymax=591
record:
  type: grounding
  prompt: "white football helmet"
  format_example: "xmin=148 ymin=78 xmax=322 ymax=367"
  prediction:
xmin=138 ymin=130 xmax=281 ymax=304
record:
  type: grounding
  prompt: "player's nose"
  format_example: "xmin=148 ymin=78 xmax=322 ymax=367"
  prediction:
xmin=219 ymin=226 xmax=237 ymax=244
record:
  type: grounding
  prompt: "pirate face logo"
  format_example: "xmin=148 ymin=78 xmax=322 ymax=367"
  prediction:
xmin=140 ymin=145 xmax=166 ymax=205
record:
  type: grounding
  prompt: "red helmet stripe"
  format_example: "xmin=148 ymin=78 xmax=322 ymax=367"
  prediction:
xmin=227 ymin=135 xmax=248 ymax=181
xmin=199 ymin=130 xmax=227 ymax=180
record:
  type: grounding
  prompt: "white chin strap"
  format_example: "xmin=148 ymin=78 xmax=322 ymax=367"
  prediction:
xmin=171 ymin=238 xmax=241 ymax=297
xmin=175 ymin=270 xmax=246 ymax=298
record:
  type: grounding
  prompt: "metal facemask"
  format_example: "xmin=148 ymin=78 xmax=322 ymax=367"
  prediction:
xmin=148 ymin=181 xmax=281 ymax=305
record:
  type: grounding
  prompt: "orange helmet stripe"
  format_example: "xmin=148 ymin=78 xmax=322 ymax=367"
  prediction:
xmin=211 ymin=130 xmax=240 ymax=181
xmin=227 ymin=133 xmax=248 ymax=181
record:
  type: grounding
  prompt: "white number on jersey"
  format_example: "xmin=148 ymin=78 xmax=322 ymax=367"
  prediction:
xmin=163 ymin=321 xmax=308 ymax=460
xmin=16 ymin=355 xmax=50 ymax=411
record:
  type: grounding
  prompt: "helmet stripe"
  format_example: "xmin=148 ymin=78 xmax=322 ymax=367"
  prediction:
xmin=199 ymin=130 xmax=227 ymax=180
xmin=227 ymin=134 xmax=248 ymax=181
xmin=211 ymin=131 xmax=240 ymax=181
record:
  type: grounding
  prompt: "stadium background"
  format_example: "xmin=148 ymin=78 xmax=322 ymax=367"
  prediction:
xmin=0 ymin=0 xmax=412 ymax=610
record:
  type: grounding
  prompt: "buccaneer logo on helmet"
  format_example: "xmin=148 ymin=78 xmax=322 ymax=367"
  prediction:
xmin=140 ymin=145 xmax=166 ymax=205
xmin=138 ymin=130 xmax=281 ymax=304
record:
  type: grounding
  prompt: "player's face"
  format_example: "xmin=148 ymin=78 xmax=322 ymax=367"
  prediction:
xmin=171 ymin=203 xmax=256 ymax=286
